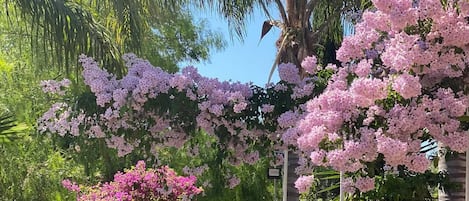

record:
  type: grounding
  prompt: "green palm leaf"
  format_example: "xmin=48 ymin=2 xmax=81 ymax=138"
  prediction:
xmin=0 ymin=113 xmax=26 ymax=143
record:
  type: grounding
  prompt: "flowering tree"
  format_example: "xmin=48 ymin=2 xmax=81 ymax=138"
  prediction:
xmin=39 ymin=0 xmax=469 ymax=200
xmin=38 ymin=52 xmax=327 ymax=199
xmin=62 ymin=160 xmax=203 ymax=200
xmin=292 ymin=0 xmax=469 ymax=199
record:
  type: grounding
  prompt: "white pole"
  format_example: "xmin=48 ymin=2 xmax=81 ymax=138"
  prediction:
xmin=283 ymin=150 xmax=288 ymax=201
xmin=340 ymin=171 xmax=344 ymax=201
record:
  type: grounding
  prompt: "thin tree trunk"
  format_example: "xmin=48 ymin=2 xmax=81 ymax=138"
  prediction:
xmin=439 ymin=144 xmax=466 ymax=201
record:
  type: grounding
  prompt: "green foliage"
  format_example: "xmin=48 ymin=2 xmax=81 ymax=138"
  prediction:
xmin=0 ymin=113 xmax=28 ymax=143
xmin=2 ymin=0 xmax=225 ymax=76
xmin=0 ymin=61 xmax=55 ymax=124
xmin=158 ymin=132 xmax=276 ymax=201
xmin=304 ymin=168 xmax=340 ymax=200
xmin=0 ymin=135 xmax=84 ymax=201
xmin=0 ymin=49 xmax=85 ymax=200
xmin=348 ymin=170 xmax=450 ymax=201
xmin=303 ymin=155 xmax=453 ymax=201
xmin=144 ymin=17 xmax=225 ymax=73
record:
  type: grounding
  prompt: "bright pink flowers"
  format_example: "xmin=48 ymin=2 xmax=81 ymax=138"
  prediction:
xmin=62 ymin=179 xmax=80 ymax=192
xmin=63 ymin=161 xmax=202 ymax=201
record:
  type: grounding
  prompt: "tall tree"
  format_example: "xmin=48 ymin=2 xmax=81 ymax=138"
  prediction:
xmin=192 ymin=0 xmax=367 ymax=200
xmin=2 ymin=0 xmax=223 ymax=76
xmin=0 ymin=1 xmax=224 ymax=199
xmin=195 ymin=0 xmax=365 ymax=77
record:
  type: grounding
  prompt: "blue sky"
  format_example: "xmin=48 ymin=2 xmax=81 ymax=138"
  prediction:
xmin=181 ymin=8 xmax=280 ymax=86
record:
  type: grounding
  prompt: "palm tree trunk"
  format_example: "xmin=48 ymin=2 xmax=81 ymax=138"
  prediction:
xmin=439 ymin=144 xmax=466 ymax=201
xmin=282 ymin=1 xmax=309 ymax=200
xmin=280 ymin=1 xmax=338 ymax=200
xmin=276 ymin=1 xmax=347 ymax=199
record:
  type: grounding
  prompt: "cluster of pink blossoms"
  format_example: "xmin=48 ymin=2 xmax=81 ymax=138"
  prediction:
xmin=39 ymin=52 xmax=322 ymax=189
xmin=40 ymin=78 xmax=71 ymax=95
xmin=38 ymin=53 xmax=260 ymax=160
xmin=295 ymin=0 xmax=469 ymax=194
xmin=294 ymin=175 xmax=315 ymax=193
xmin=38 ymin=52 xmax=324 ymax=191
xmin=63 ymin=161 xmax=202 ymax=201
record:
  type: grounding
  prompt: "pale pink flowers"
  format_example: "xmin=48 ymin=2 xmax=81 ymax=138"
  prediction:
xmin=294 ymin=175 xmax=314 ymax=193
xmin=301 ymin=55 xmax=318 ymax=75
xmin=392 ymin=73 xmax=421 ymax=99
xmin=278 ymin=63 xmax=301 ymax=84
xmin=40 ymin=78 xmax=71 ymax=95
xmin=227 ymin=176 xmax=241 ymax=189
xmin=354 ymin=177 xmax=375 ymax=192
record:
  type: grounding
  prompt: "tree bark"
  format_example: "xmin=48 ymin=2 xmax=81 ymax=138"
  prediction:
xmin=279 ymin=1 xmax=344 ymax=200
xmin=282 ymin=1 xmax=308 ymax=200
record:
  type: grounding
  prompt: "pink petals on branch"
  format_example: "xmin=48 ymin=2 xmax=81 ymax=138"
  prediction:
xmin=294 ymin=175 xmax=314 ymax=193
xmin=63 ymin=161 xmax=202 ymax=201
xmin=294 ymin=0 xmax=469 ymax=194
xmin=392 ymin=73 xmax=421 ymax=99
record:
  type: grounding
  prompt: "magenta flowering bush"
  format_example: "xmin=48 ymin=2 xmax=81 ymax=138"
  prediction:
xmin=63 ymin=160 xmax=203 ymax=201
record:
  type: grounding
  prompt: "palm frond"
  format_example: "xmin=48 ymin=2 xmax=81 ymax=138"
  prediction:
xmin=4 ymin=0 xmax=194 ymax=77
xmin=0 ymin=113 xmax=24 ymax=143
xmin=195 ymin=0 xmax=274 ymax=41
xmin=6 ymin=0 xmax=123 ymax=76
xmin=0 ymin=113 xmax=15 ymax=133
xmin=268 ymin=31 xmax=289 ymax=83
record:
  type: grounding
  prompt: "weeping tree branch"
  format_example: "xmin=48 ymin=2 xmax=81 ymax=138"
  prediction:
xmin=6 ymin=0 xmax=124 ymax=76
xmin=4 ymin=0 xmax=189 ymax=77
